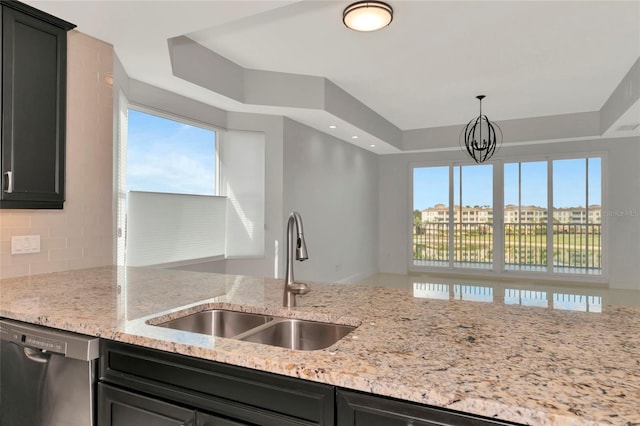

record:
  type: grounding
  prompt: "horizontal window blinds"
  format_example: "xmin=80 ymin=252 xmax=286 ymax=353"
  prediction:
xmin=222 ymin=130 xmax=265 ymax=257
xmin=126 ymin=191 xmax=226 ymax=267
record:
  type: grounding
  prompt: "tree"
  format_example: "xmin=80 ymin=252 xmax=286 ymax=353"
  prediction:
xmin=413 ymin=210 xmax=423 ymax=233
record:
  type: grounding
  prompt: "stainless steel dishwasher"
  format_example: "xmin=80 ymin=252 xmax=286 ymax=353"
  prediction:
xmin=0 ymin=319 xmax=99 ymax=426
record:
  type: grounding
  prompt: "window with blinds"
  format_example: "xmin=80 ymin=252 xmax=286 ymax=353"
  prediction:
xmin=116 ymin=95 xmax=266 ymax=267
xmin=126 ymin=191 xmax=226 ymax=267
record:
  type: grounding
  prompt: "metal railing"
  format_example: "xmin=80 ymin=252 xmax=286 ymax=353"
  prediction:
xmin=504 ymin=223 xmax=546 ymax=268
xmin=413 ymin=222 xmax=601 ymax=272
xmin=549 ymin=223 xmax=601 ymax=271
xmin=413 ymin=222 xmax=492 ymax=265
xmin=413 ymin=222 xmax=450 ymax=263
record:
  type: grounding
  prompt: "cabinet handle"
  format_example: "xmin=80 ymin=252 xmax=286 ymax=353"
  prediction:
xmin=3 ymin=171 xmax=13 ymax=193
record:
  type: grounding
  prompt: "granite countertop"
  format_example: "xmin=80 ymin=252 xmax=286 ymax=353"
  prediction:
xmin=1 ymin=266 xmax=639 ymax=425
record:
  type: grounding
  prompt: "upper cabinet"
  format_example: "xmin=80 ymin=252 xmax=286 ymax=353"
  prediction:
xmin=0 ymin=0 xmax=75 ymax=209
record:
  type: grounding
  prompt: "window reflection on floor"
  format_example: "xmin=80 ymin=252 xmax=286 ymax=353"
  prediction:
xmin=453 ymin=285 xmax=493 ymax=302
xmin=412 ymin=282 xmax=603 ymax=312
xmin=357 ymin=272 xmax=625 ymax=312
xmin=553 ymin=293 xmax=602 ymax=313
xmin=412 ymin=283 xmax=450 ymax=300
xmin=505 ymin=289 xmax=549 ymax=308
xmin=412 ymin=283 xmax=494 ymax=303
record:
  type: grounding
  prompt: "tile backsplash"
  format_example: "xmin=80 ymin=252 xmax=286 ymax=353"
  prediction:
xmin=0 ymin=31 xmax=114 ymax=279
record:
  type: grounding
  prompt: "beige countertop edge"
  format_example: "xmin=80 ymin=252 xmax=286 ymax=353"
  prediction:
xmin=0 ymin=314 xmax=608 ymax=426
xmin=1 ymin=266 xmax=639 ymax=426
xmin=104 ymin=330 xmax=577 ymax=426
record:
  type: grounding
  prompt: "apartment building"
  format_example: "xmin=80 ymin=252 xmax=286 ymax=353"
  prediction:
xmin=421 ymin=204 xmax=601 ymax=224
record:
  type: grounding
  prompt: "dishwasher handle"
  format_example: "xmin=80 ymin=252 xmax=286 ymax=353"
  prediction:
xmin=23 ymin=346 xmax=52 ymax=364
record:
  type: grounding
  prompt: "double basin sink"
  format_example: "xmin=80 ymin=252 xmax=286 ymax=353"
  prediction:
xmin=150 ymin=309 xmax=356 ymax=351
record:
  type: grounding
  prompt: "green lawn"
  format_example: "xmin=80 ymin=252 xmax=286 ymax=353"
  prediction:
xmin=414 ymin=232 xmax=601 ymax=248
xmin=413 ymin=228 xmax=602 ymax=267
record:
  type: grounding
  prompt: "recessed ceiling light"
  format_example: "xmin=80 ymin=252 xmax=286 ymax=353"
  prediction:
xmin=343 ymin=1 xmax=393 ymax=32
xmin=329 ymin=125 xmax=337 ymax=129
xmin=352 ymin=135 xmax=359 ymax=139
xmin=369 ymin=144 xmax=376 ymax=147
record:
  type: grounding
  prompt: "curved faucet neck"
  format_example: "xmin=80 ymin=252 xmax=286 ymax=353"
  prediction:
xmin=285 ymin=214 xmax=297 ymax=286
xmin=284 ymin=211 xmax=309 ymax=307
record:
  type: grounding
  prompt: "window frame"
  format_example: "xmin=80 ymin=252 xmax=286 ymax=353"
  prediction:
xmin=125 ymin=103 xmax=222 ymax=197
xmin=410 ymin=158 xmax=494 ymax=271
xmin=116 ymin=96 xmax=225 ymax=267
xmin=409 ymin=151 xmax=608 ymax=282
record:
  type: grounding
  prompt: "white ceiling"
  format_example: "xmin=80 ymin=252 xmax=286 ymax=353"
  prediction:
xmin=27 ymin=0 xmax=640 ymax=150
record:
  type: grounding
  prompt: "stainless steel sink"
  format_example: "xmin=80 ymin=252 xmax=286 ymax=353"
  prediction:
xmin=236 ymin=319 xmax=356 ymax=351
xmin=150 ymin=309 xmax=357 ymax=350
xmin=154 ymin=310 xmax=273 ymax=338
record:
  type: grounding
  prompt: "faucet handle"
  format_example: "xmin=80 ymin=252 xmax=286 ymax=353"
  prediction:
xmin=288 ymin=282 xmax=310 ymax=295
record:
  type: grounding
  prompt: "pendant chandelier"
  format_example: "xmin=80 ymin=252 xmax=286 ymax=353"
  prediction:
xmin=460 ymin=95 xmax=502 ymax=163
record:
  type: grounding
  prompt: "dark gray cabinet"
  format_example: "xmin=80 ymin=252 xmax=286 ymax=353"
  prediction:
xmin=99 ymin=340 xmax=334 ymax=426
xmin=98 ymin=383 xmax=251 ymax=426
xmin=197 ymin=411 xmax=251 ymax=426
xmin=100 ymin=383 xmax=253 ymax=426
xmin=100 ymin=340 xmax=523 ymax=426
xmin=99 ymin=383 xmax=196 ymax=426
xmin=0 ymin=0 xmax=75 ymax=209
xmin=336 ymin=390 xmax=520 ymax=426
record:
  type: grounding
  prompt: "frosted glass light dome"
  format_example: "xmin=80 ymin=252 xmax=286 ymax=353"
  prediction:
xmin=343 ymin=1 xmax=393 ymax=32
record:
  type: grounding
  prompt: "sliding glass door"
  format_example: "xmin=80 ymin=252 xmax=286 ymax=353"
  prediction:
xmin=413 ymin=164 xmax=493 ymax=270
xmin=413 ymin=156 xmax=602 ymax=276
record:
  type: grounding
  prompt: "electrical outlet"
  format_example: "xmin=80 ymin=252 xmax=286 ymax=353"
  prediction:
xmin=11 ymin=235 xmax=41 ymax=255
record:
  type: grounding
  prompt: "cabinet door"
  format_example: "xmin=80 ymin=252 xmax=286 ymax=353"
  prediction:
xmin=100 ymin=340 xmax=334 ymax=426
xmin=196 ymin=411 xmax=252 ymax=426
xmin=336 ymin=390 xmax=519 ymax=426
xmin=99 ymin=383 xmax=196 ymax=426
xmin=1 ymin=4 xmax=68 ymax=208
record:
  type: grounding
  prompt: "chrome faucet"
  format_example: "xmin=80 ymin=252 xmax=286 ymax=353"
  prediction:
xmin=284 ymin=211 xmax=310 ymax=307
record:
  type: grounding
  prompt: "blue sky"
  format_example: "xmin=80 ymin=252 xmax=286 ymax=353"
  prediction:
xmin=127 ymin=109 xmax=216 ymax=195
xmin=414 ymin=159 xmax=601 ymax=211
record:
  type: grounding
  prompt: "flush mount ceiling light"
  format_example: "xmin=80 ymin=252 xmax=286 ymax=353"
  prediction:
xmin=343 ymin=1 xmax=393 ymax=32
xmin=460 ymin=95 xmax=503 ymax=164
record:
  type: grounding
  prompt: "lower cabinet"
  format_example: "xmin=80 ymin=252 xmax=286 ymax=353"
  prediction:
xmin=198 ymin=411 xmax=252 ymax=426
xmin=99 ymin=384 xmax=196 ymax=426
xmin=99 ymin=383 xmax=248 ymax=426
xmin=99 ymin=340 xmax=334 ymax=426
xmin=99 ymin=340 xmax=521 ymax=426
xmin=336 ymin=390 xmax=518 ymax=426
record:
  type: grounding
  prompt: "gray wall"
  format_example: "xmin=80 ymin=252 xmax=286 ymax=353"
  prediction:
xmin=116 ymin=82 xmax=287 ymax=278
xmin=117 ymin=51 xmax=640 ymax=289
xmin=114 ymin=55 xmax=379 ymax=283
xmin=283 ymin=118 xmax=379 ymax=284
xmin=379 ymin=136 xmax=640 ymax=290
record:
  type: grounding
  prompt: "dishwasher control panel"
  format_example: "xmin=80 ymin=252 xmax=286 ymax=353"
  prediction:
xmin=1 ymin=321 xmax=67 ymax=355
xmin=0 ymin=319 xmax=100 ymax=361
xmin=23 ymin=334 xmax=67 ymax=354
